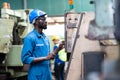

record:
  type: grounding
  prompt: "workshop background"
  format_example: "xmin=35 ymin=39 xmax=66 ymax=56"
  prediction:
xmin=0 ymin=0 xmax=120 ymax=80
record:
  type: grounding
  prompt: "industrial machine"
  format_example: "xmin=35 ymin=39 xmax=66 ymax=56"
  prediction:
xmin=64 ymin=0 xmax=120 ymax=80
xmin=0 ymin=8 xmax=33 ymax=80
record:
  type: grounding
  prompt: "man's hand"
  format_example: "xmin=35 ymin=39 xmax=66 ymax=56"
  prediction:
xmin=46 ymin=41 xmax=65 ymax=60
xmin=58 ymin=41 xmax=65 ymax=51
xmin=51 ymin=41 xmax=65 ymax=55
xmin=46 ymin=52 xmax=55 ymax=60
xmin=33 ymin=52 xmax=56 ymax=63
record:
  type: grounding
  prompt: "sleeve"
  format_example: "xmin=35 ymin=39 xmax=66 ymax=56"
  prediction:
xmin=21 ymin=36 xmax=35 ymax=64
xmin=53 ymin=45 xmax=58 ymax=50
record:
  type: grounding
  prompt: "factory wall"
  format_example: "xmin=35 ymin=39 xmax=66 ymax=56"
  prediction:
xmin=0 ymin=0 xmax=94 ymax=16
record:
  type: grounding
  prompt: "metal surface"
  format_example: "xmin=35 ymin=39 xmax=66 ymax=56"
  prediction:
xmin=65 ymin=12 xmax=83 ymax=53
xmin=95 ymin=0 xmax=114 ymax=27
xmin=65 ymin=12 xmax=84 ymax=80
xmin=0 ymin=19 xmax=14 ymax=54
xmin=65 ymin=12 xmax=102 ymax=80
xmin=6 ymin=45 xmax=23 ymax=66
xmin=87 ymin=0 xmax=115 ymax=40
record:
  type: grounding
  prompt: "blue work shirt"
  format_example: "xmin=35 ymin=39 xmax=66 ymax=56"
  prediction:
xmin=21 ymin=28 xmax=52 ymax=80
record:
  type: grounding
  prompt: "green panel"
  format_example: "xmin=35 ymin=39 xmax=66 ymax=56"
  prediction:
xmin=80 ymin=0 xmax=94 ymax=11
xmin=27 ymin=0 xmax=69 ymax=16
xmin=74 ymin=0 xmax=94 ymax=12
xmin=47 ymin=0 xmax=69 ymax=16
xmin=0 ymin=0 xmax=94 ymax=16
xmin=27 ymin=0 xmax=49 ymax=12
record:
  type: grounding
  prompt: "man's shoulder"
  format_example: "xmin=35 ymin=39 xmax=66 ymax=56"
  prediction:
xmin=25 ymin=30 xmax=36 ymax=39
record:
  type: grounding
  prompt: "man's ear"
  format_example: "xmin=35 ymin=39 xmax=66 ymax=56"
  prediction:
xmin=34 ymin=20 xmax=39 ymax=25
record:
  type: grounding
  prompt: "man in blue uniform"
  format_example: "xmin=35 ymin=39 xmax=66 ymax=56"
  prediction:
xmin=21 ymin=9 xmax=64 ymax=80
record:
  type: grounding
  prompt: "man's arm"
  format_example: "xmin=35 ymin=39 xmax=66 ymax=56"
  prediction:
xmin=32 ymin=41 xmax=65 ymax=63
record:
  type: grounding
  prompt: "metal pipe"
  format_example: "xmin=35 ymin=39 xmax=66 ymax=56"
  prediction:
xmin=23 ymin=0 xmax=27 ymax=9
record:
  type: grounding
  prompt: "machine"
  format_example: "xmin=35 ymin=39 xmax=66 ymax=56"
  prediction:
xmin=0 ymin=8 xmax=33 ymax=80
xmin=64 ymin=0 xmax=120 ymax=80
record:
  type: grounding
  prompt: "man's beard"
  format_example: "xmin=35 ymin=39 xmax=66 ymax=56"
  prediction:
xmin=38 ymin=23 xmax=47 ymax=29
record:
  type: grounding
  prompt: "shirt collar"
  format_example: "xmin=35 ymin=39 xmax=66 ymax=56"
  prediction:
xmin=33 ymin=28 xmax=46 ymax=38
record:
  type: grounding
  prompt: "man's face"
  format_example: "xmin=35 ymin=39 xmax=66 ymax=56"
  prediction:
xmin=52 ymin=39 xmax=59 ymax=44
xmin=36 ymin=16 xmax=47 ymax=29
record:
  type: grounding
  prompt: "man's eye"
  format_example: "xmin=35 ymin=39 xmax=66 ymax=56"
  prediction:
xmin=74 ymin=18 xmax=78 ymax=21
